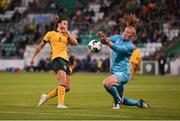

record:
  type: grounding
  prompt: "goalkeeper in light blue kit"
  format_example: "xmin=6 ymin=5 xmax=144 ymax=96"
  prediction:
xmin=97 ymin=14 xmax=150 ymax=109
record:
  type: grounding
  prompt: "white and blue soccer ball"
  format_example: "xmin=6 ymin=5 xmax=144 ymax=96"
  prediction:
xmin=88 ymin=39 xmax=102 ymax=53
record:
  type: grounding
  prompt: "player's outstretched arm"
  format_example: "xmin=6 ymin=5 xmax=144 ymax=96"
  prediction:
xmin=96 ymin=31 xmax=113 ymax=47
xmin=97 ymin=31 xmax=134 ymax=54
xmin=30 ymin=41 xmax=46 ymax=66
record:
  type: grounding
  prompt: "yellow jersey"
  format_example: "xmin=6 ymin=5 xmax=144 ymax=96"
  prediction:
xmin=43 ymin=31 xmax=69 ymax=61
xmin=130 ymin=48 xmax=141 ymax=66
xmin=130 ymin=48 xmax=141 ymax=80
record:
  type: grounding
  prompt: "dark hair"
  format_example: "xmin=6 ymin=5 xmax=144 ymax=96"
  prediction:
xmin=54 ymin=15 xmax=68 ymax=30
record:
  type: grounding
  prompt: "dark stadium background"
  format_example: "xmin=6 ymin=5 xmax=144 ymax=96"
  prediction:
xmin=0 ymin=0 xmax=179 ymax=75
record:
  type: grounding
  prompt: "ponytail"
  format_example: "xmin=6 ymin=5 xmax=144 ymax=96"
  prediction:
xmin=119 ymin=13 xmax=139 ymax=29
xmin=119 ymin=14 xmax=139 ymax=41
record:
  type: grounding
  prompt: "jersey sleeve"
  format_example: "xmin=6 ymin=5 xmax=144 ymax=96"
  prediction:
xmin=43 ymin=32 xmax=51 ymax=42
xmin=109 ymin=35 xmax=121 ymax=43
xmin=111 ymin=43 xmax=135 ymax=55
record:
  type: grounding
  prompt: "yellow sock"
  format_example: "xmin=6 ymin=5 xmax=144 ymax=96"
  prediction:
xmin=47 ymin=88 xmax=58 ymax=100
xmin=58 ymin=85 xmax=66 ymax=105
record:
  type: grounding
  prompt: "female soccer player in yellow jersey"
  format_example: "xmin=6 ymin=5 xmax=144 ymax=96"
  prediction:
xmin=30 ymin=16 xmax=78 ymax=109
xmin=130 ymin=48 xmax=141 ymax=80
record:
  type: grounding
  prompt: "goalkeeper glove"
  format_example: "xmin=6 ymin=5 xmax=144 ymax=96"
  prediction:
xmin=96 ymin=31 xmax=110 ymax=45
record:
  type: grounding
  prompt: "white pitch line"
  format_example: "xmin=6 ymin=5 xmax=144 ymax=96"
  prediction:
xmin=0 ymin=111 xmax=169 ymax=120
xmin=0 ymin=111 xmax=132 ymax=118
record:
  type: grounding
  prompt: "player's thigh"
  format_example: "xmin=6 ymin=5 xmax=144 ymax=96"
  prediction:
xmin=56 ymin=70 xmax=67 ymax=86
xmin=103 ymin=75 xmax=119 ymax=88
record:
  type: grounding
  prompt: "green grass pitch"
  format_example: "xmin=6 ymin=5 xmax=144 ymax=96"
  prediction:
xmin=0 ymin=72 xmax=180 ymax=120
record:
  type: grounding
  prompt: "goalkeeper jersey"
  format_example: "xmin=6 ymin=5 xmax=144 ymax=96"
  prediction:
xmin=109 ymin=35 xmax=135 ymax=74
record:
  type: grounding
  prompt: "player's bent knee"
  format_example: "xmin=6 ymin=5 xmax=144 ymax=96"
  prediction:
xmin=103 ymin=80 xmax=107 ymax=86
xmin=103 ymin=80 xmax=112 ymax=88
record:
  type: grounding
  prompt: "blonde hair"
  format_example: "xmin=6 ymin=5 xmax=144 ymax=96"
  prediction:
xmin=119 ymin=14 xmax=139 ymax=40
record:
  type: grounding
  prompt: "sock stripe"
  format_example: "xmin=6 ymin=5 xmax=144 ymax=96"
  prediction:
xmin=60 ymin=85 xmax=66 ymax=88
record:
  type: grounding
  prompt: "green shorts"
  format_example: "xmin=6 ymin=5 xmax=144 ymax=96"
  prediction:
xmin=52 ymin=57 xmax=71 ymax=75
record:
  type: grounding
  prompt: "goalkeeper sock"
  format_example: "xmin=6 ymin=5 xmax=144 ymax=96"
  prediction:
xmin=47 ymin=88 xmax=58 ymax=100
xmin=106 ymin=86 xmax=121 ymax=104
xmin=116 ymin=85 xmax=124 ymax=97
xmin=58 ymin=85 xmax=66 ymax=105
xmin=123 ymin=97 xmax=141 ymax=107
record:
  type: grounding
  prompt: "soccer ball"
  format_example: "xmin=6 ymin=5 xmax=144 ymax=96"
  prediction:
xmin=88 ymin=39 xmax=102 ymax=53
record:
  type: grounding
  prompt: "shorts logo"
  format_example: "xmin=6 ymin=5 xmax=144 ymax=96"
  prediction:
xmin=63 ymin=65 xmax=67 ymax=71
